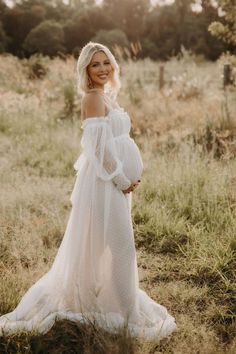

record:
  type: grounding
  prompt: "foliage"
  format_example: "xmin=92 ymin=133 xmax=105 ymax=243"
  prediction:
xmin=0 ymin=55 xmax=236 ymax=353
xmin=60 ymin=80 xmax=80 ymax=120
xmin=143 ymin=0 xmax=226 ymax=60
xmin=0 ymin=21 xmax=9 ymax=53
xmin=24 ymin=53 xmax=49 ymax=79
xmin=0 ymin=0 xmax=233 ymax=59
xmin=23 ymin=20 xmax=66 ymax=57
xmin=139 ymin=38 xmax=158 ymax=60
xmin=92 ymin=29 xmax=129 ymax=50
xmin=2 ymin=3 xmax=46 ymax=56
xmin=102 ymin=0 xmax=149 ymax=41
xmin=63 ymin=7 xmax=112 ymax=54
xmin=208 ymin=0 xmax=236 ymax=46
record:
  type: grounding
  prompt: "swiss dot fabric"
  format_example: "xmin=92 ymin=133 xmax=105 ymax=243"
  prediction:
xmin=0 ymin=108 xmax=177 ymax=340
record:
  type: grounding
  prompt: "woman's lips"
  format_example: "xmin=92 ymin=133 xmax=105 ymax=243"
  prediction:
xmin=98 ymin=74 xmax=108 ymax=79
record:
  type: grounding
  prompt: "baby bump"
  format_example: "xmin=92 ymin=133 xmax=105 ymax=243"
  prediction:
xmin=116 ymin=137 xmax=144 ymax=183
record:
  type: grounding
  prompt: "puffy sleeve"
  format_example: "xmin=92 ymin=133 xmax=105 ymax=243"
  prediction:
xmin=80 ymin=117 xmax=131 ymax=191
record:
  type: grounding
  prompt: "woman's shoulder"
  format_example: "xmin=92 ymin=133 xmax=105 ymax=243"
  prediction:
xmin=81 ymin=91 xmax=104 ymax=108
xmin=81 ymin=92 xmax=106 ymax=119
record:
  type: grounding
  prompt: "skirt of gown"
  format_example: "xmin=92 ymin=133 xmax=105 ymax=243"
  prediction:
xmin=0 ymin=158 xmax=177 ymax=340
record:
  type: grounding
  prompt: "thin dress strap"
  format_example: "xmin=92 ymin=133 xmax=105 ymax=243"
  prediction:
xmin=103 ymin=94 xmax=120 ymax=115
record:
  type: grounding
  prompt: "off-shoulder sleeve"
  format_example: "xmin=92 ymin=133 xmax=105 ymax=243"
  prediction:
xmin=81 ymin=118 xmax=131 ymax=191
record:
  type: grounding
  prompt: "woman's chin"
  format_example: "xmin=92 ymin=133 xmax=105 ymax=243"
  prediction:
xmin=95 ymin=78 xmax=109 ymax=86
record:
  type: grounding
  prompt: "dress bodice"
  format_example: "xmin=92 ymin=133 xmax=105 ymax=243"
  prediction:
xmin=106 ymin=108 xmax=131 ymax=138
xmin=80 ymin=107 xmax=143 ymax=184
xmin=81 ymin=107 xmax=131 ymax=139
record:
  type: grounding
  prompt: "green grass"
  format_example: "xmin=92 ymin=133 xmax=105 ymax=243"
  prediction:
xmin=0 ymin=54 xmax=235 ymax=353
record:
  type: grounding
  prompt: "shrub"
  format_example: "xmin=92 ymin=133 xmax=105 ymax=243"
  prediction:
xmin=23 ymin=20 xmax=66 ymax=57
xmin=24 ymin=53 xmax=49 ymax=79
xmin=91 ymin=29 xmax=129 ymax=51
xmin=0 ymin=21 xmax=9 ymax=53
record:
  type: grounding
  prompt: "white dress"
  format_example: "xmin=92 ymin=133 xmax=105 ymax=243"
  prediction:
xmin=0 ymin=106 xmax=177 ymax=340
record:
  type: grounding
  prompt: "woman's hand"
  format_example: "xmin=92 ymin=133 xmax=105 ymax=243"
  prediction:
xmin=122 ymin=180 xmax=141 ymax=194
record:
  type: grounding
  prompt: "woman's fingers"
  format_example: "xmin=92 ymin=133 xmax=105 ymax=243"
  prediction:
xmin=122 ymin=180 xmax=141 ymax=194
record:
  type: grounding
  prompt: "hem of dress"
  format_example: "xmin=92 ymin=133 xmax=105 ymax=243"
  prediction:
xmin=0 ymin=310 xmax=177 ymax=341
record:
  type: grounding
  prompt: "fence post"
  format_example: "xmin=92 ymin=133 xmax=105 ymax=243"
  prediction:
xmin=223 ymin=63 xmax=231 ymax=88
xmin=159 ymin=65 xmax=165 ymax=90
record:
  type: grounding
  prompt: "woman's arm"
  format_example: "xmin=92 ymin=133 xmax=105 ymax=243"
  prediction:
xmin=81 ymin=93 xmax=132 ymax=192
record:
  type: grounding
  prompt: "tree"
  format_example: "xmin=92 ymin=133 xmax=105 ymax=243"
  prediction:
xmin=139 ymin=38 xmax=158 ymax=60
xmin=0 ymin=0 xmax=7 ymax=21
xmin=143 ymin=5 xmax=181 ymax=59
xmin=91 ymin=29 xmax=129 ymax=49
xmin=63 ymin=7 xmax=112 ymax=53
xmin=102 ymin=0 xmax=150 ymax=41
xmin=42 ymin=0 xmax=75 ymax=23
xmin=208 ymin=0 xmax=236 ymax=47
xmin=198 ymin=1 xmax=228 ymax=59
xmin=0 ymin=20 xmax=9 ymax=52
xmin=23 ymin=20 xmax=65 ymax=56
xmin=143 ymin=0 xmax=227 ymax=60
xmin=3 ymin=4 xmax=45 ymax=56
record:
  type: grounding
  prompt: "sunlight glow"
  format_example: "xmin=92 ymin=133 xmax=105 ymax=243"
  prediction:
xmin=4 ymin=0 xmax=224 ymax=17
xmin=4 ymin=0 xmax=14 ymax=8
xmin=191 ymin=0 xmax=203 ymax=13
xmin=151 ymin=0 xmax=175 ymax=6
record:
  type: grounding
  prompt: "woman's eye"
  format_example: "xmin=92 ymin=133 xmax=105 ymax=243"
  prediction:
xmin=91 ymin=62 xmax=110 ymax=67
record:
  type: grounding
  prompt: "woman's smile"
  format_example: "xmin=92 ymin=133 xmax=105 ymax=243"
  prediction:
xmin=87 ymin=51 xmax=112 ymax=89
xmin=98 ymin=74 xmax=108 ymax=79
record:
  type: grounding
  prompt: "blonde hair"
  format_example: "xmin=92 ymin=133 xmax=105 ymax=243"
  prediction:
xmin=76 ymin=42 xmax=121 ymax=99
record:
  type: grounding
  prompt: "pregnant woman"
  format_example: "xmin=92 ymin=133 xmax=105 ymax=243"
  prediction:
xmin=0 ymin=42 xmax=176 ymax=340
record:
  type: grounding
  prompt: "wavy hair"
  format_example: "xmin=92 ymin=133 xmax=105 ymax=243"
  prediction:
xmin=76 ymin=42 xmax=121 ymax=99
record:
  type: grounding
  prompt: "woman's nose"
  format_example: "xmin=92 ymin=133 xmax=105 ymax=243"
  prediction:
xmin=99 ymin=64 xmax=107 ymax=72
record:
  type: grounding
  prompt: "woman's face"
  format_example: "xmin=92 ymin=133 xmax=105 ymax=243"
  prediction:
xmin=87 ymin=51 xmax=113 ymax=89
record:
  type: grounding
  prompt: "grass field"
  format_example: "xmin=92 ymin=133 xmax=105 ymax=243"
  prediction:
xmin=0 ymin=53 xmax=236 ymax=353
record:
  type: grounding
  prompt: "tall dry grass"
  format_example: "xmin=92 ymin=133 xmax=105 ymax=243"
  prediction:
xmin=0 ymin=53 xmax=236 ymax=353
